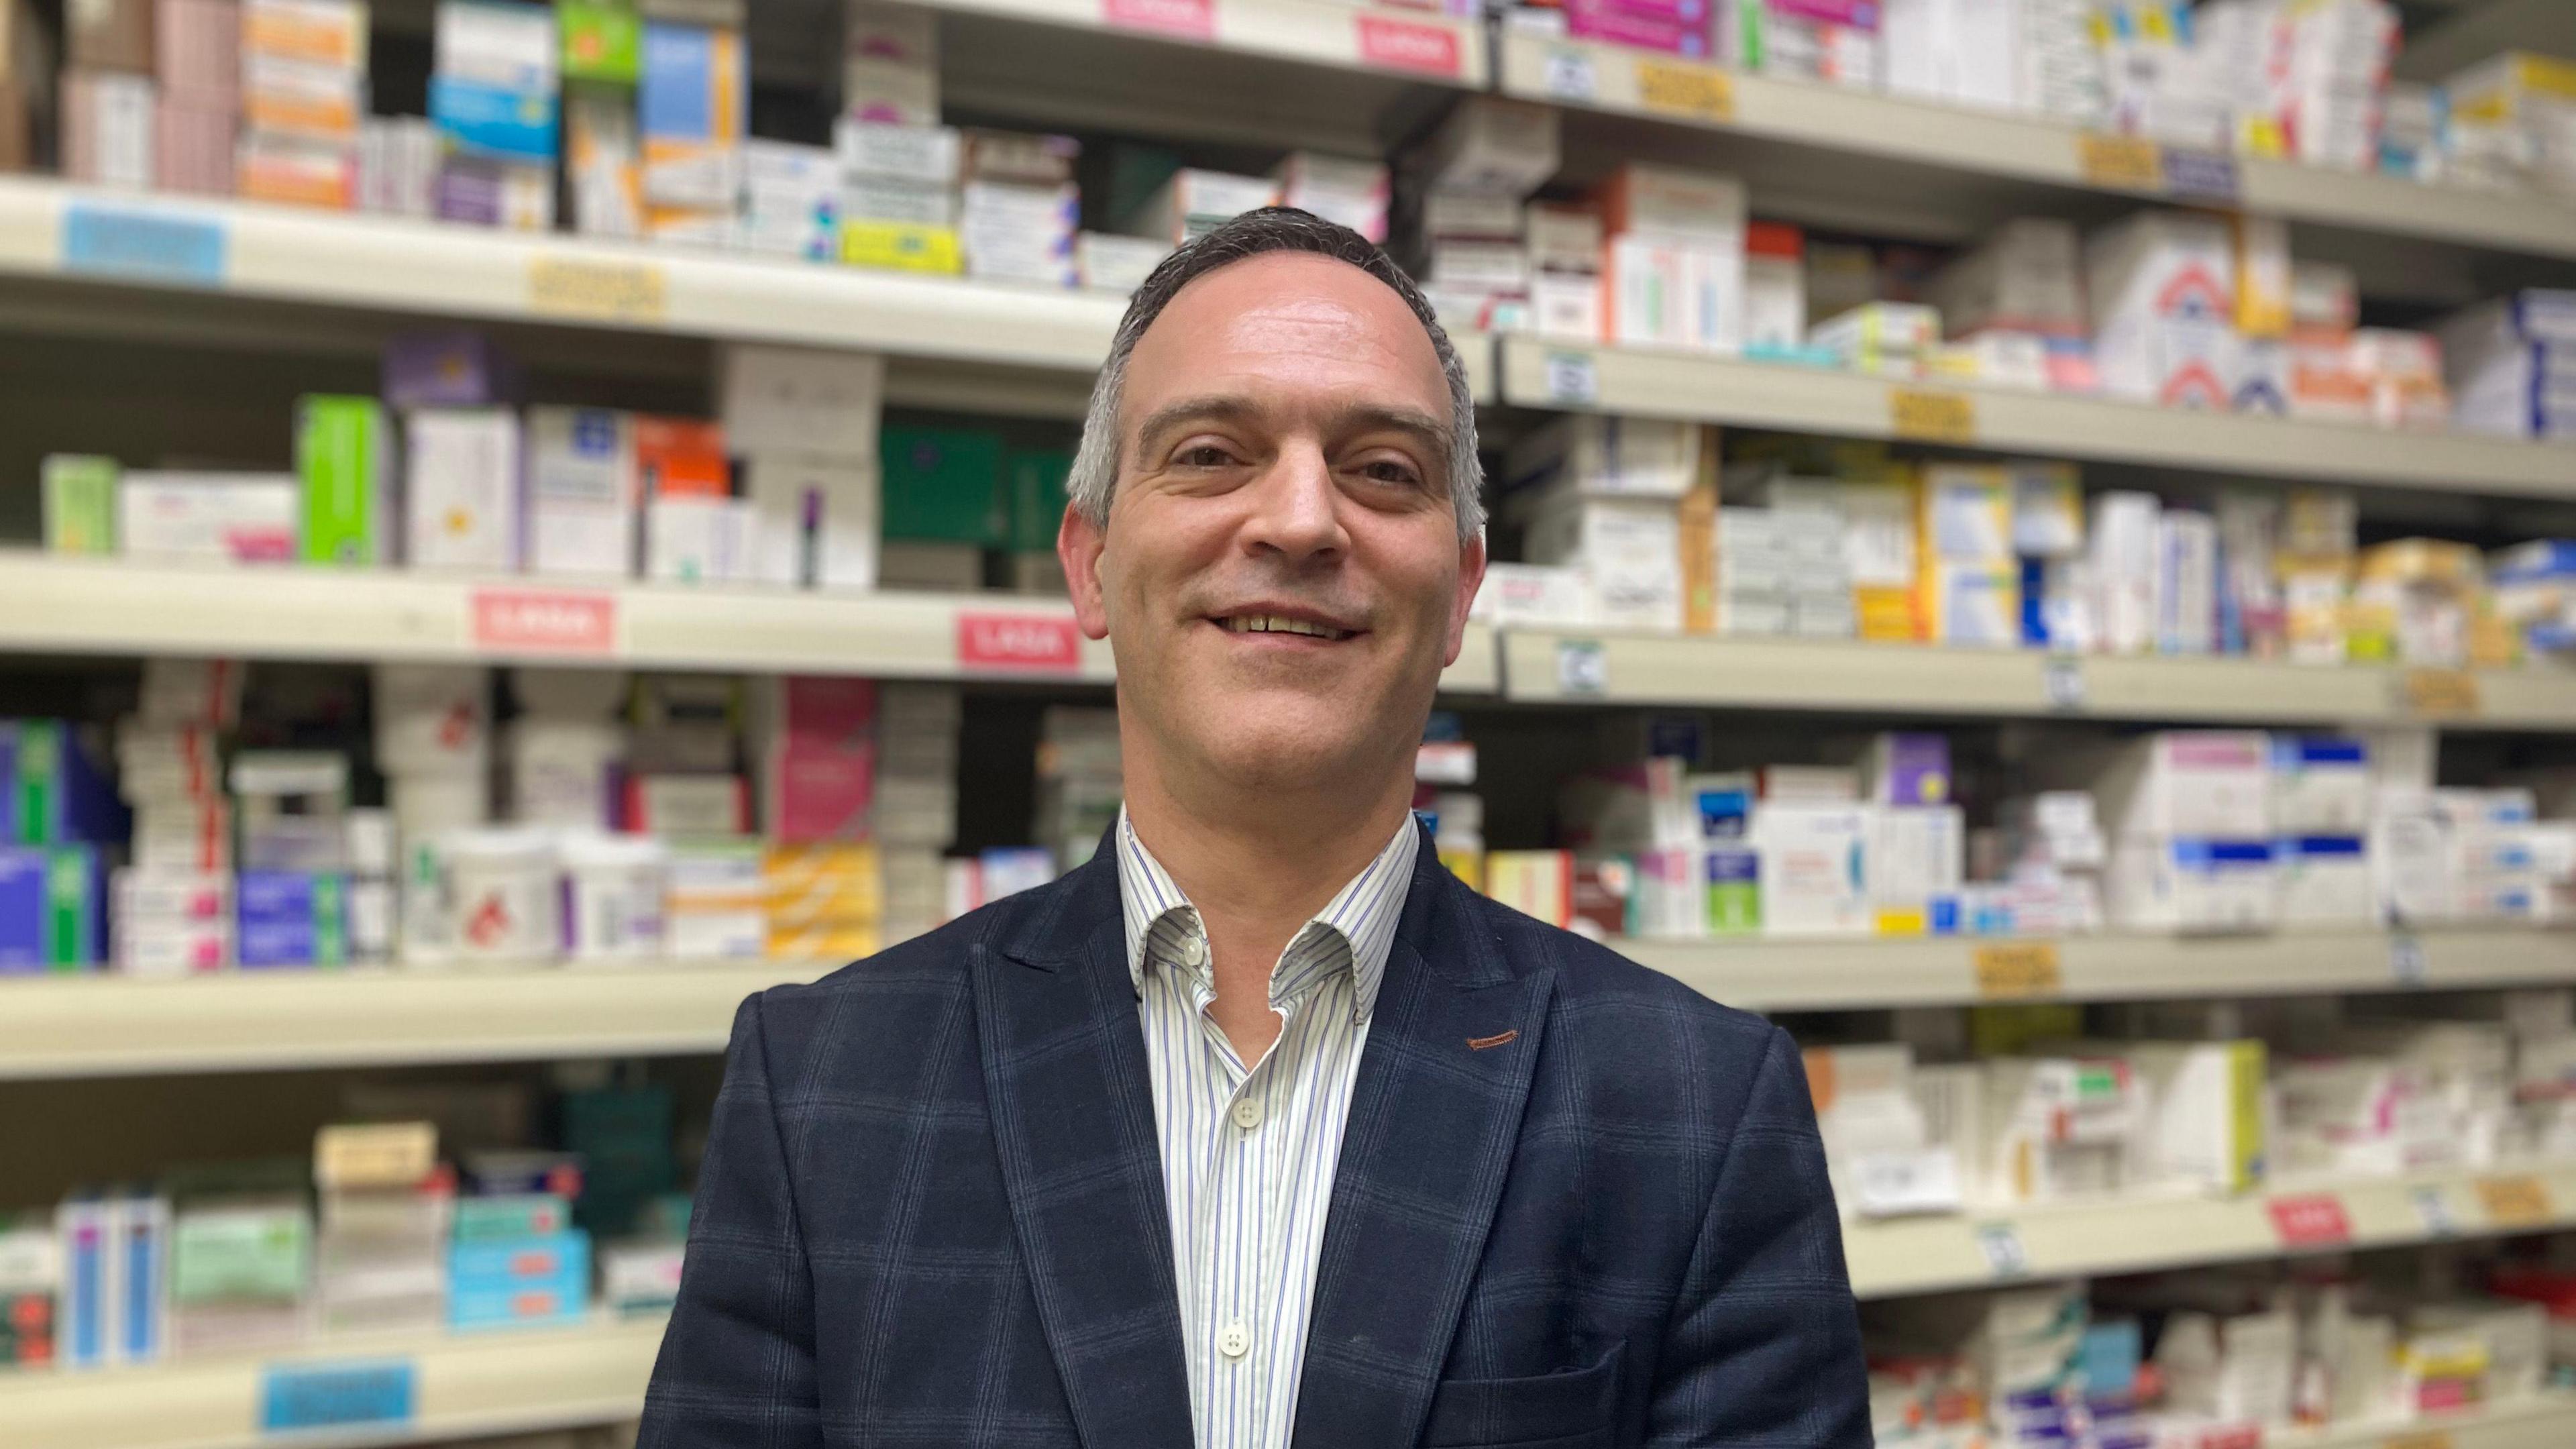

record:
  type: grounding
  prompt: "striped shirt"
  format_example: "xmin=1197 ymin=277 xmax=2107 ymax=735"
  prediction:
xmin=1116 ymin=809 xmax=1418 ymax=1449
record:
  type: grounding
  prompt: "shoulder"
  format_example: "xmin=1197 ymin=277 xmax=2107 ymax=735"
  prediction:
xmin=1458 ymin=885 xmax=1790 ymax=1093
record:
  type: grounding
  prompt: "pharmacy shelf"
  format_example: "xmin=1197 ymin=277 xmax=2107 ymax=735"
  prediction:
xmin=1496 ymin=33 xmax=2576 ymax=266
xmin=3 ymin=1316 xmax=663 ymax=1449
xmin=0 ymin=555 xmax=1505 ymax=694
xmin=1846 ymin=1163 xmax=2576 ymax=1299
xmin=1498 ymin=336 xmax=2576 ymax=500
xmin=9 ymin=928 xmax=2563 ymax=1082
xmin=1625 ymin=926 xmax=2576 ymax=1014
xmin=920 ymin=0 xmax=1486 ymax=89
xmin=1497 ymin=626 xmax=2576 ymax=731
xmin=0 ymin=961 xmax=841 ymax=1081
xmin=2299 ymin=1398 xmax=2576 ymax=1449
xmin=0 ymin=178 xmax=1501 ymax=404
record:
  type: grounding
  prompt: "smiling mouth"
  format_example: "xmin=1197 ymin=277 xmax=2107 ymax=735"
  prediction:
xmin=1214 ymin=614 xmax=1358 ymax=642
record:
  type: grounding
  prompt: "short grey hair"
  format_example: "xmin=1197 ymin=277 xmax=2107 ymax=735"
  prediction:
xmin=1068 ymin=207 xmax=1485 ymax=541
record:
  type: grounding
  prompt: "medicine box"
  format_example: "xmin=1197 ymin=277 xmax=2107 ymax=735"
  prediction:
xmin=447 ymin=1231 xmax=590 ymax=1291
xmin=119 ymin=472 xmax=299 ymax=564
xmin=1486 ymin=851 xmax=1574 ymax=928
xmin=56 ymin=1191 xmax=170 ymax=1368
xmin=2088 ymin=731 xmax=2276 ymax=839
xmin=3 ymin=720 xmax=126 ymax=845
xmin=435 ymin=0 xmax=557 ymax=93
xmin=719 ymin=344 xmax=885 ymax=459
xmin=1503 ymin=415 xmax=1704 ymax=500
xmin=296 ymin=394 xmax=391 ymax=566
xmin=2278 ymin=835 xmax=2373 ymax=926
xmin=2106 ymin=837 xmax=2279 ymax=933
xmin=235 ymin=870 xmax=351 ymax=968
xmin=559 ymin=0 xmax=641 ymax=83
xmin=640 ymin=22 xmax=744 ymax=207
xmin=881 ymin=427 xmax=1006 ymax=545
xmin=405 ymin=408 xmax=524 ymax=572
xmin=429 ymin=76 xmax=560 ymax=164
xmin=526 ymin=407 xmax=638 ymax=578
xmin=453 ymin=1193 xmax=572 ymax=1242
xmin=0 ymin=845 xmax=104 ymax=971
xmin=1753 ymin=803 xmax=1868 ymax=936
xmin=2271 ymin=737 xmax=2371 ymax=834
xmin=42 ymin=455 xmax=117 ymax=555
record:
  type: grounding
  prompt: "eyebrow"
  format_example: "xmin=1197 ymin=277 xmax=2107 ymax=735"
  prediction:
xmin=1132 ymin=394 xmax=1453 ymax=477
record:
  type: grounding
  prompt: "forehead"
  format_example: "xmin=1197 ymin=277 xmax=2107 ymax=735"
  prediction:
xmin=1122 ymin=251 xmax=1450 ymax=425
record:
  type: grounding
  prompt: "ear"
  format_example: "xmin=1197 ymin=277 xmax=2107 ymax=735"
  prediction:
xmin=1060 ymin=502 xmax=1111 ymax=641
xmin=1441 ymin=529 xmax=1487 ymax=666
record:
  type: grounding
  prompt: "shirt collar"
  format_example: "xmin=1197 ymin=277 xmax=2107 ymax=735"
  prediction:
xmin=1115 ymin=806 xmax=1417 ymax=1025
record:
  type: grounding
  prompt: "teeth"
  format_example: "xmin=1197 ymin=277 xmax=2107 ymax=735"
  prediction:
xmin=1223 ymin=614 xmax=1349 ymax=640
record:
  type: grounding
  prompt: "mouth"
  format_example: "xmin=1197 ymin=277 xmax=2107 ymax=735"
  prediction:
xmin=1208 ymin=610 xmax=1362 ymax=643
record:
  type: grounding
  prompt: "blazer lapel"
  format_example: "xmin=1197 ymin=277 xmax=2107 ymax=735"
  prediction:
xmin=972 ymin=852 xmax=1195 ymax=1448
xmin=1293 ymin=841 xmax=1556 ymax=1449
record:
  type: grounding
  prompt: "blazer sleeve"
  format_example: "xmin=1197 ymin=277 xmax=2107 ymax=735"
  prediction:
xmin=639 ymin=991 xmax=826 ymax=1449
xmin=1646 ymin=1023 xmax=1872 ymax=1448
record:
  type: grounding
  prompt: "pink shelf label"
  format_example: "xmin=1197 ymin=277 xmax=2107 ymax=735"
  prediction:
xmin=1357 ymin=15 xmax=1461 ymax=75
xmin=2267 ymin=1193 xmax=2353 ymax=1248
xmin=957 ymin=612 xmax=1083 ymax=672
xmin=470 ymin=588 xmax=619 ymax=655
xmin=1104 ymin=0 xmax=1214 ymax=40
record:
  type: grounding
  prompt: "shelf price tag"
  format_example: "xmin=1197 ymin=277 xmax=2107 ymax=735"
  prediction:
xmin=470 ymin=587 xmax=619 ymax=656
xmin=2042 ymin=658 xmax=2086 ymax=712
xmin=2475 ymin=1174 xmax=2554 ymax=1230
xmin=2267 ymin=1193 xmax=2354 ymax=1248
xmin=1541 ymin=46 xmax=1599 ymax=102
xmin=2159 ymin=147 xmax=2242 ymax=204
xmin=1972 ymin=941 xmax=2062 ymax=1000
xmin=259 ymin=1357 xmax=417 ymax=1434
xmin=2390 ymin=930 xmax=2428 ymax=985
xmin=1102 ymin=0 xmax=1214 ymax=38
xmin=1975 ymin=1222 xmax=2028 ymax=1279
xmin=2077 ymin=133 xmax=2165 ymax=192
xmin=2400 ymin=668 xmax=2481 ymax=720
xmin=1355 ymin=16 xmax=1460 ymax=76
xmin=527 ymin=255 xmax=669 ymax=323
xmin=61 ymin=203 xmax=228 ymax=285
xmin=2411 ymin=1184 xmax=2459 ymax=1238
xmin=1635 ymin=58 xmax=1733 ymax=123
xmin=1851 ymin=1149 xmax=1962 ymax=1218
xmin=2383 ymin=1433 xmax=2456 ymax=1449
xmin=1889 ymin=388 xmax=1977 ymax=445
xmin=1542 ymin=350 xmax=1599 ymax=406
xmin=1555 ymin=639 xmax=1609 ymax=697
xmin=957 ymin=612 xmax=1083 ymax=673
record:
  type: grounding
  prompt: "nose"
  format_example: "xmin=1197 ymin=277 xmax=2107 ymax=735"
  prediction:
xmin=1240 ymin=437 xmax=1348 ymax=564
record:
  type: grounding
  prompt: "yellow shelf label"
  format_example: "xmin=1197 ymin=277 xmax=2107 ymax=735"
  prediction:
xmin=2402 ymin=667 xmax=2481 ymax=719
xmin=527 ymin=255 xmax=669 ymax=323
xmin=1973 ymin=941 xmax=2063 ymax=1000
xmin=1636 ymin=58 xmax=1734 ymax=123
xmin=2078 ymin=133 xmax=2165 ymax=191
xmin=2475 ymin=1174 xmax=2553 ymax=1229
xmin=2383 ymin=1433 xmax=2456 ymax=1449
xmin=1890 ymin=387 xmax=1978 ymax=444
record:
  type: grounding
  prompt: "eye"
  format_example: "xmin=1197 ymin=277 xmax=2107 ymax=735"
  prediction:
xmin=1356 ymin=455 xmax=1424 ymax=488
xmin=1174 ymin=443 xmax=1238 ymax=468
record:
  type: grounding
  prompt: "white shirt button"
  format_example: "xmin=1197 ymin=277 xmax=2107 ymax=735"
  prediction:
xmin=1230 ymin=1097 xmax=1263 ymax=1131
xmin=1218 ymin=1322 xmax=1250 ymax=1358
xmin=1176 ymin=934 xmax=1207 ymax=968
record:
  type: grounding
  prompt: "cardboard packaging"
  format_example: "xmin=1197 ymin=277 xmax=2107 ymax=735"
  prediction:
xmin=525 ymin=407 xmax=638 ymax=578
xmin=405 ymin=409 xmax=523 ymax=572
xmin=296 ymin=394 xmax=392 ymax=566
xmin=639 ymin=21 xmax=743 ymax=207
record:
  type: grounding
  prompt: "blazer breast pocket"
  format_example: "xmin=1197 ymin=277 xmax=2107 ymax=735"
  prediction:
xmin=1421 ymin=1341 xmax=1625 ymax=1449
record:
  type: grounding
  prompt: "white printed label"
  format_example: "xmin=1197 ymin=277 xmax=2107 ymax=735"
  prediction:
xmin=1556 ymin=639 xmax=1609 ymax=696
xmin=2390 ymin=932 xmax=2428 ymax=986
xmin=1976 ymin=1222 xmax=2029 ymax=1278
xmin=1542 ymin=47 xmax=1598 ymax=103
xmin=2412 ymin=1184 xmax=2457 ymax=1238
xmin=2043 ymin=658 xmax=2086 ymax=712
xmin=1851 ymin=1150 xmax=1962 ymax=1218
xmin=1542 ymin=350 xmax=1599 ymax=407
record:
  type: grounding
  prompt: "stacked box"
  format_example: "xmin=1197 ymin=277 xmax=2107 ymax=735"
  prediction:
xmin=168 ymin=1191 xmax=310 ymax=1356
xmin=1915 ymin=466 xmax=2019 ymax=649
xmin=1879 ymin=0 xmax=2019 ymax=112
xmin=55 ymin=1190 xmax=170 ymax=1367
xmin=724 ymin=343 xmax=884 ymax=591
xmin=1119 ymin=166 xmax=1277 ymax=248
xmin=525 ymin=407 xmax=639 ymax=578
xmin=376 ymin=663 xmax=493 ymax=966
xmin=239 ymin=0 xmax=366 ymax=209
xmin=294 ymin=394 xmax=391 ymax=566
xmin=2444 ymin=54 xmax=2576 ymax=199
xmin=119 ymin=471 xmax=299 ymax=564
xmin=2441 ymin=290 xmax=2576 ymax=441
xmin=1275 ymin=152 xmax=1389 ymax=243
xmin=0 ymin=1213 xmax=54 ymax=1366
xmin=877 ymin=684 xmax=959 ymax=942
xmin=835 ymin=119 xmax=961 ymax=274
xmin=447 ymin=1224 xmax=590 ymax=1330
xmin=156 ymin=0 xmax=240 ymax=193
xmin=2088 ymin=211 xmax=2237 ymax=410
xmin=961 ymin=130 xmax=1080 ymax=287
xmin=1601 ymin=162 xmax=1745 ymax=356
xmin=1565 ymin=0 xmax=1711 ymax=58
xmin=1721 ymin=0 xmax=1875 ymax=88
xmin=735 ymin=139 xmax=838 ymax=258
xmin=1033 ymin=705 xmax=1119 ymax=871
xmin=639 ymin=19 xmax=743 ymax=236
xmin=844 ymin=0 xmax=937 ymax=125
xmin=758 ymin=676 xmax=875 ymax=845
xmin=429 ymin=0 xmax=558 ymax=230
xmin=313 ymin=1123 xmax=451 ymax=1335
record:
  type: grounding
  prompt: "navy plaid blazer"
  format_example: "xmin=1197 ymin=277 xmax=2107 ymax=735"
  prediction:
xmin=641 ymin=823 xmax=1870 ymax=1448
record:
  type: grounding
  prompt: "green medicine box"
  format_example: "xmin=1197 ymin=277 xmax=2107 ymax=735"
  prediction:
xmin=1006 ymin=447 xmax=1075 ymax=554
xmin=297 ymin=395 xmax=392 ymax=566
xmin=172 ymin=1205 xmax=312 ymax=1305
xmin=560 ymin=0 xmax=643 ymax=85
xmin=41 ymin=455 xmax=117 ymax=555
xmin=881 ymin=427 xmax=1008 ymax=547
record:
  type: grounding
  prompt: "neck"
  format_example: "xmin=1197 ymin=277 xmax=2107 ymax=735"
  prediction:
xmin=1120 ymin=747 xmax=1415 ymax=944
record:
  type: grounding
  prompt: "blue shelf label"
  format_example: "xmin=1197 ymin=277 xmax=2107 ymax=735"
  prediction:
xmin=60 ymin=205 xmax=227 ymax=286
xmin=258 ymin=1358 xmax=418 ymax=1434
xmin=2160 ymin=148 xmax=2241 ymax=205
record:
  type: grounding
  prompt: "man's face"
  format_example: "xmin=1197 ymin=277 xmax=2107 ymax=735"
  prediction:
xmin=1061 ymin=251 xmax=1485 ymax=798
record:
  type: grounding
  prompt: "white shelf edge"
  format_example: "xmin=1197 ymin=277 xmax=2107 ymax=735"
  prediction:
xmin=1499 ymin=337 xmax=2576 ymax=500
xmin=1497 ymin=624 xmax=2576 ymax=731
xmin=1847 ymin=1163 xmax=2576 ymax=1299
xmin=1 ymin=1316 xmax=665 ymax=1449
xmin=5 ymin=927 xmax=2565 ymax=1081
xmin=920 ymin=0 xmax=1489 ymax=87
xmin=1495 ymin=33 xmax=2576 ymax=264
xmin=1625 ymin=926 xmax=2576 ymax=1012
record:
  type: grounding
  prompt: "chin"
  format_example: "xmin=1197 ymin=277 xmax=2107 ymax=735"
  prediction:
xmin=1191 ymin=703 xmax=1381 ymax=790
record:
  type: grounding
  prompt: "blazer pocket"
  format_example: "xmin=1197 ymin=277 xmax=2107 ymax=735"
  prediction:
xmin=1421 ymin=1342 xmax=1625 ymax=1448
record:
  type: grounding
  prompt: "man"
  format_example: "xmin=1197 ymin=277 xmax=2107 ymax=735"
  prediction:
xmin=641 ymin=209 xmax=1869 ymax=1448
